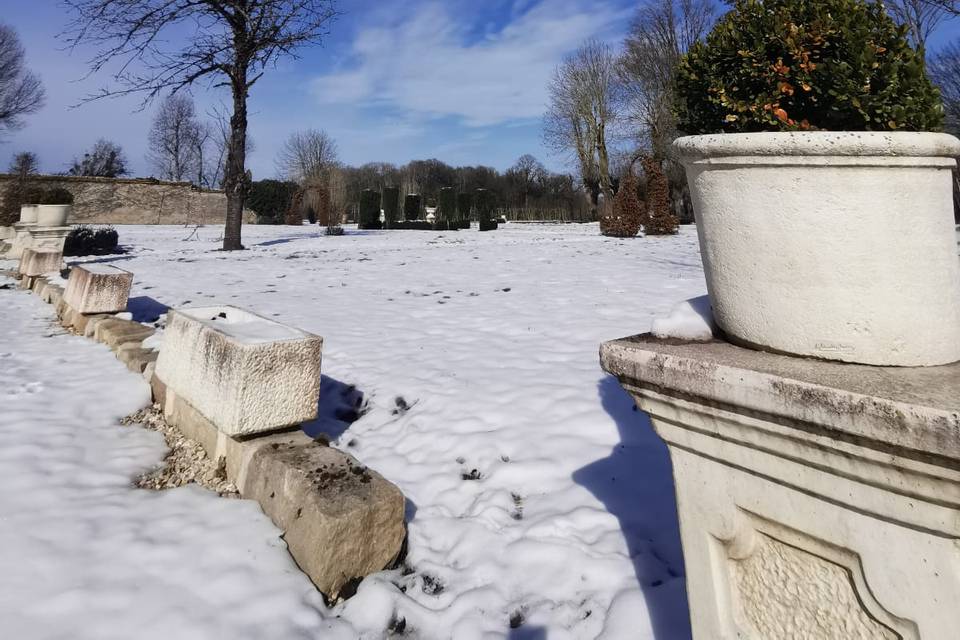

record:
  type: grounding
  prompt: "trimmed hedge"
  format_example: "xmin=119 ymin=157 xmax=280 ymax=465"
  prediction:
xmin=382 ymin=186 xmax=400 ymax=228
xmin=456 ymin=192 xmax=473 ymax=222
xmin=359 ymin=189 xmax=382 ymax=230
xmin=478 ymin=219 xmax=499 ymax=232
xmin=475 ymin=188 xmax=496 ymax=222
xmin=438 ymin=187 xmax=456 ymax=221
xmin=248 ymin=179 xmax=299 ymax=224
xmin=404 ymin=194 xmax=422 ymax=221
xmin=675 ymin=0 xmax=943 ymax=133
xmin=64 ymin=225 xmax=120 ymax=256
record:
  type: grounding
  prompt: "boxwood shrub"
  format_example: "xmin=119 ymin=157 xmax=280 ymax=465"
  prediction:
xmin=404 ymin=194 xmax=422 ymax=221
xmin=675 ymin=0 xmax=943 ymax=133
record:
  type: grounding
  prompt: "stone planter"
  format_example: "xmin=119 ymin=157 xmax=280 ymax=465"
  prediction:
xmin=19 ymin=205 xmax=38 ymax=224
xmin=673 ymin=131 xmax=960 ymax=366
xmin=155 ymin=305 xmax=323 ymax=437
xmin=36 ymin=204 xmax=71 ymax=227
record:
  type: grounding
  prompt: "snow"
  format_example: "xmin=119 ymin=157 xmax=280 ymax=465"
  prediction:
xmin=180 ymin=305 xmax=309 ymax=344
xmin=650 ymin=295 xmax=716 ymax=341
xmin=0 ymin=273 xmax=345 ymax=640
xmin=2 ymin=222 xmax=708 ymax=639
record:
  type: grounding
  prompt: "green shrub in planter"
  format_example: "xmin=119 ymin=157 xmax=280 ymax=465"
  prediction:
xmin=675 ymin=0 xmax=943 ymax=133
xmin=39 ymin=187 xmax=75 ymax=205
xmin=382 ymin=186 xmax=400 ymax=228
xmin=404 ymin=194 xmax=422 ymax=221
xmin=359 ymin=189 xmax=382 ymax=230
xmin=437 ymin=187 xmax=456 ymax=222
xmin=456 ymin=192 xmax=473 ymax=223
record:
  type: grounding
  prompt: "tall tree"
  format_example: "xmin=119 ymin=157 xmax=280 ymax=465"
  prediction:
xmin=63 ymin=0 xmax=339 ymax=250
xmin=69 ymin=139 xmax=128 ymax=177
xmin=0 ymin=24 xmax=45 ymax=138
xmin=886 ymin=0 xmax=950 ymax=49
xmin=543 ymin=40 xmax=621 ymax=209
xmin=275 ymin=129 xmax=339 ymax=184
xmin=619 ymin=0 xmax=714 ymax=157
xmin=928 ymin=40 xmax=960 ymax=132
xmin=505 ymin=154 xmax=546 ymax=209
xmin=147 ymin=94 xmax=203 ymax=182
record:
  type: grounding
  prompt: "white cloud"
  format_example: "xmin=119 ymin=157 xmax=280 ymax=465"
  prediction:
xmin=310 ymin=0 xmax=629 ymax=127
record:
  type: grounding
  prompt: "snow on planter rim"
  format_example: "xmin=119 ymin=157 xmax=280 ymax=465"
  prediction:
xmin=673 ymin=130 xmax=960 ymax=160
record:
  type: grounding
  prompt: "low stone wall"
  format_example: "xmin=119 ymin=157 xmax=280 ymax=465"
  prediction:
xmin=0 ymin=174 xmax=254 ymax=225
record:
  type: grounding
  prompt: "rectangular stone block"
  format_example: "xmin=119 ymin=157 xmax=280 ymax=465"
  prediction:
xmin=155 ymin=306 xmax=323 ymax=438
xmin=27 ymin=226 xmax=71 ymax=253
xmin=63 ymin=264 xmax=133 ymax=314
xmin=601 ymin=334 xmax=960 ymax=640
xmin=18 ymin=249 xmax=62 ymax=278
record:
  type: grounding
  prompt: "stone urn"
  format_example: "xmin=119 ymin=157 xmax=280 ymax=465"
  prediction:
xmin=19 ymin=204 xmax=39 ymax=224
xmin=673 ymin=131 xmax=960 ymax=366
xmin=36 ymin=204 xmax=71 ymax=227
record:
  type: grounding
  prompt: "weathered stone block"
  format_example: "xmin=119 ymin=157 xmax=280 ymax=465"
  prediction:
xmin=242 ymin=436 xmax=406 ymax=599
xmin=6 ymin=222 xmax=35 ymax=259
xmin=63 ymin=264 xmax=133 ymax=314
xmin=157 ymin=389 xmax=405 ymax=599
xmin=155 ymin=306 xmax=323 ymax=437
xmin=18 ymin=249 xmax=62 ymax=277
xmin=601 ymin=334 xmax=960 ymax=639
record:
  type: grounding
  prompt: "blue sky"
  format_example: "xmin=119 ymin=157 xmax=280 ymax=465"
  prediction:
xmin=0 ymin=0 xmax=635 ymax=178
xmin=3 ymin=0 xmax=960 ymax=179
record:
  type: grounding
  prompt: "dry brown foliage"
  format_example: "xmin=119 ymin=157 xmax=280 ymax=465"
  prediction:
xmin=599 ymin=172 xmax=645 ymax=237
xmin=641 ymin=156 xmax=679 ymax=235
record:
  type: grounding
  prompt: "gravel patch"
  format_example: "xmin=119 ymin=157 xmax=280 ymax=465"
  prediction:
xmin=123 ymin=405 xmax=239 ymax=497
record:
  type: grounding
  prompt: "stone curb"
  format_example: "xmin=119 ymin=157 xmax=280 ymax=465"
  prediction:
xmin=10 ymin=269 xmax=407 ymax=601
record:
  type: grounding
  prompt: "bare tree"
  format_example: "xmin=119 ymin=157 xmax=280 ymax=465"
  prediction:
xmin=928 ymin=41 xmax=960 ymax=131
xmin=275 ymin=129 xmax=339 ymax=184
xmin=147 ymin=94 xmax=203 ymax=182
xmin=69 ymin=139 xmax=128 ymax=177
xmin=544 ymin=40 xmax=621 ymax=209
xmin=886 ymin=0 xmax=951 ymax=49
xmin=505 ymin=154 xmax=546 ymax=209
xmin=9 ymin=151 xmax=39 ymax=176
xmin=0 ymin=24 xmax=45 ymax=138
xmin=63 ymin=0 xmax=339 ymax=250
xmin=619 ymin=0 xmax=714 ymax=158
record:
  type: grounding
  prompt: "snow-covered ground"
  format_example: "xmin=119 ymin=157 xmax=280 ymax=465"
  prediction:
xmin=1 ymin=223 xmax=707 ymax=639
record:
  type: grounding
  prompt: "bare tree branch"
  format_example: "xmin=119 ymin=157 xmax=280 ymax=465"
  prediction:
xmin=0 ymin=23 xmax=46 ymax=138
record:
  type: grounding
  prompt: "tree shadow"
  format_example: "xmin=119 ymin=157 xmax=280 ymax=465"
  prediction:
xmin=301 ymin=375 xmax=366 ymax=442
xmin=572 ymin=376 xmax=691 ymax=640
xmin=127 ymin=296 xmax=169 ymax=323
xmin=254 ymin=235 xmax=311 ymax=247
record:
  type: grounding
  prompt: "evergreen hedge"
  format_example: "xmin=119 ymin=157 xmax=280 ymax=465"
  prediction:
xmin=359 ymin=189 xmax=382 ymax=230
xmin=475 ymin=188 xmax=495 ymax=222
xmin=248 ymin=179 xmax=299 ymax=224
xmin=382 ymin=186 xmax=400 ymax=228
xmin=675 ymin=0 xmax=943 ymax=133
xmin=404 ymin=194 xmax=422 ymax=221
xmin=438 ymin=187 xmax=456 ymax=221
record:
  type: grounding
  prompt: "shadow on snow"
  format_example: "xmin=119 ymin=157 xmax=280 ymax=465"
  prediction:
xmin=301 ymin=374 xmax=366 ymax=442
xmin=572 ymin=376 xmax=691 ymax=640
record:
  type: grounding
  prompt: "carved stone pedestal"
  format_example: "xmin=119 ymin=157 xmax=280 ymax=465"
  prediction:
xmin=6 ymin=222 xmax=36 ymax=259
xmin=600 ymin=334 xmax=960 ymax=639
xmin=27 ymin=225 xmax=71 ymax=253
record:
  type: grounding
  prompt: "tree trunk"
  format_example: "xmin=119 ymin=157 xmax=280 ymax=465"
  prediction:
xmin=222 ymin=74 xmax=249 ymax=251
